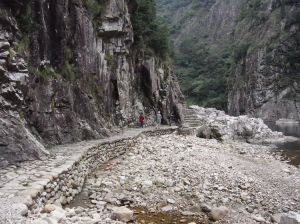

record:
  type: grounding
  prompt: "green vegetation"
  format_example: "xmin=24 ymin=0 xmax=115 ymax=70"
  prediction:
xmin=29 ymin=66 xmax=57 ymax=81
xmin=105 ymin=52 xmax=114 ymax=69
xmin=13 ymin=1 xmax=39 ymax=57
xmin=17 ymin=15 xmax=40 ymax=35
xmin=14 ymin=37 xmax=30 ymax=57
xmin=174 ymin=37 xmax=230 ymax=110
xmin=83 ymin=0 xmax=103 ymax=18
xmin=157 ymin=0 xmax=216 ymax=11
xmin=83 ymin=0 xmax=105 ymax=29
xmin=61 ymin=61 xmax=76 ymax=81
xmin=232 ymin=0 xmax=300 ymax=92
xmin=236 ymin=0 xmax=268 ymax=22
xmin=61 ymin=46 xmax=76 ymax=81
xmin=131 ymin=0 xmax=170 ymax=58
xmin=286 ymin=7 xmax=300 ymax=28
xmin=18 ymin=111 xmax=24 ymax=122
xmin=160 ymin=0 xmax=299 ymax=110
xmin=280 ymin=31 xmax=300 ymax=85
xmin=232 ymin=41 xmax=250 ymax=63
xmin=156 ymin=0 xmax=231 ymax=110
xmin=16 ymin=0 xmax=40 ymax=35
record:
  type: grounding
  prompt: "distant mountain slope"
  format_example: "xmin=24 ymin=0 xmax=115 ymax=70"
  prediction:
xmin=156 ymin=0 xmax=244 ymax=110
xmin=156 ymin=0 xmax=300 ymax=121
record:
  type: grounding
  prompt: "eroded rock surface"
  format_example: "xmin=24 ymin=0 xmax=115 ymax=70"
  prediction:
xmin=0 ymin=0 xmax=184 ymax=167
xmin=185 ymin=105 xmax=284 ymax=144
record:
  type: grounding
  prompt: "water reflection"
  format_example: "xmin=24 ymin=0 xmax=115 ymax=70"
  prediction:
xmin=265 ymin=121 xmax=300 ymax=137
xmin=265 ymin=121 xmax=300 ymax=167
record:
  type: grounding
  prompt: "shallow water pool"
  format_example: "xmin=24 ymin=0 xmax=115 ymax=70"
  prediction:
xmin=265 ymin=121 xmax=300 ymax=167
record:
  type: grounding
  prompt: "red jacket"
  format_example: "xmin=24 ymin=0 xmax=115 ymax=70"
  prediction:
xmin=139 ymin=114 xmax=144 ymax=122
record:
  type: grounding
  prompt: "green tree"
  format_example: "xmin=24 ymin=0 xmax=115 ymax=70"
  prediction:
xmin=131 ymin=0 xmax=170 ymax=58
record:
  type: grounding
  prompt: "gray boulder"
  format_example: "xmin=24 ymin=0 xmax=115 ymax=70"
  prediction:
xmin=189 ymin=106 xmax=283 ymax=143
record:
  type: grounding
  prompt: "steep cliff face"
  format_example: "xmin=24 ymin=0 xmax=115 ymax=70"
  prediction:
xmin=228 ymin=0 xmax=300 ymax=121
xmin=0 ymin=0 xmax=184 ymax=167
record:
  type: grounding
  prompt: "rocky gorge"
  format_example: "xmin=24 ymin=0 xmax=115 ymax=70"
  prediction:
xmin=0 ymin=0 xmax=185 ymax=167
xmin=1 ymin=0 xmax=300 ymax=224
xmin=156 ymin=0 xmax=300 ymax=121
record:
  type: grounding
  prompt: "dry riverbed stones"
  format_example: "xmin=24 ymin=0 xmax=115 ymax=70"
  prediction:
xmin=3 ymin=131 xmax=300 ymax=224
xmin=26 ymin=133 xmax=298 ymax=224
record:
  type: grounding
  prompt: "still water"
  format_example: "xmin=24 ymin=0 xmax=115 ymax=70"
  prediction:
xmin=265 ymin=121 xmax=300 ymax=167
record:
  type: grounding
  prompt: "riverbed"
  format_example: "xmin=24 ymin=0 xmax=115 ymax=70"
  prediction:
xmin=265 ymin=121 xmax=300 ymax=167
xmin=58 ymin=133 xmax=300 ymax=224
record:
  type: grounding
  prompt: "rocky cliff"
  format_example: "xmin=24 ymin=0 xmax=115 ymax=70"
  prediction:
xmin=0 ymin=0 xmax=185 ymax=167
xmin=228 ymin=0 xmax=300 ymax=121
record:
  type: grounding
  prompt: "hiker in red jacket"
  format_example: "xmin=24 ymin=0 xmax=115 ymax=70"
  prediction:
xmin=139 ymin=112 xmax=145 ymax=128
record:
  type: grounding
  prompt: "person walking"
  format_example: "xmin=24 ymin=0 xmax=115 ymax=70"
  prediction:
xmin=156 ymin=111 xmax=162 ymax=129
xmin=139 ymin=112 xmax=144 ymax=128
xmin=167 ymin=113 xmax=173 ymax=126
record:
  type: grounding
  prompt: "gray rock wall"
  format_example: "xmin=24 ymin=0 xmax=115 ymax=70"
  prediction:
xmin=228 ymin=0 xmax=300 ymax=121
xmin=0 ymin=0 xmax=185 ymax=167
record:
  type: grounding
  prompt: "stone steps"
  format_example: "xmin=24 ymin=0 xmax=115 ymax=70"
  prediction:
xmin=183 ymin=108 xmax=202 ymax=127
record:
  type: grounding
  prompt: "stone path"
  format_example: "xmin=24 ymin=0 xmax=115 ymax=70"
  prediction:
xmin=0 ymin=126 xmax=177 ymax=224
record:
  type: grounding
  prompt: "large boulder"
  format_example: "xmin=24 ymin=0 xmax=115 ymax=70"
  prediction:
xmin=0 ymin=111 xmax=49 ymax=168
xmin=189 ymin=106 xmax=283 ymax=143
xmin=196 ymin=125 xmax=222 ymax=141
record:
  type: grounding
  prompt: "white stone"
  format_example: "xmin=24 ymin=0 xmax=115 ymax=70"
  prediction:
xmin=280 ymin=212 xmax=300 ymax=224
xmin=31 ymin=219 xmax=48 ymax=224
xmin=167 ymin=198 xmax=175 ymax=204
xmin=209 ymin=206 xmax=229 ymax=221
xmin=42 ymin=217 xmax=58 ymax=224
xmin=253 ymin=215 xmax=266 ymax=223
xmin=164 ymin=179 xmax=174 ymax=187
xmin=143 ymin=180 xmax=153 ymax=187
xmin=92 ymin=213 xmax=101 ymax=219
xmin=283 ymin=169 xmax=290 ymax=173
xmin=161 ymin=205 xmax=173 ymax=212
xmin=111 ymin=206 xmax=133 ymax=222
xmin=11 ymin=203 xmax=28 ymax=216
xmin=42 ymin=204 xmax=56 ymax=213
xmin=0 ymin=41 xmax=10 ymax=49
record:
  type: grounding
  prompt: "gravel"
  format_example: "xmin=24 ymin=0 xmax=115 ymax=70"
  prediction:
xmin=39 ymin=133 xmax=300 ymax=224
xmin=11 ymin=133 xmax=300 ymax=223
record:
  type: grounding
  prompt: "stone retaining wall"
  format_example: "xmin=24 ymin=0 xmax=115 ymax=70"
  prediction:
xmin=30 ymin=128 xmax=177 ymax=213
